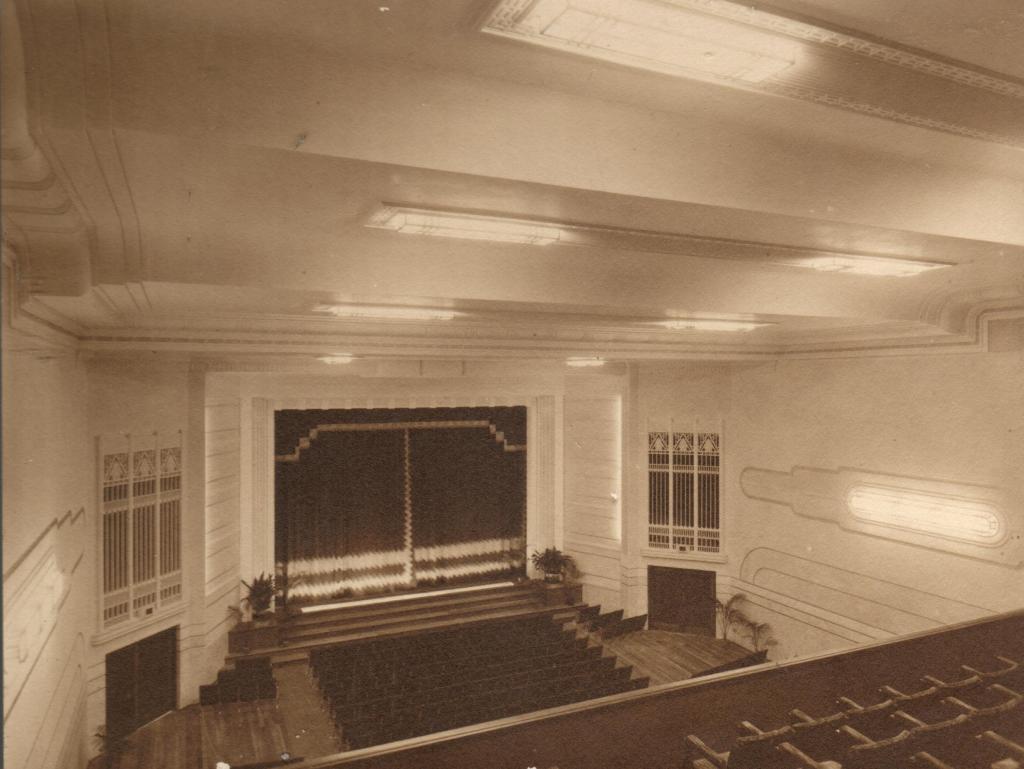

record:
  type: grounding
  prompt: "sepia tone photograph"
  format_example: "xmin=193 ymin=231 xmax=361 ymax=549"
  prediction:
xmin=3 ymin=1 xmax=1023 ymax=768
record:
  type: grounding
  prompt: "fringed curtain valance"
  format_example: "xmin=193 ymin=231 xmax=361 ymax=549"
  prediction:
xmin=274 ymin=407 xmax=526 ymax=603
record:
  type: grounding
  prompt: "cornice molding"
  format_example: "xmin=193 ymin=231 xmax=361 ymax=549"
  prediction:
xmin=74 ymin=306 xmax=1024 ymax=362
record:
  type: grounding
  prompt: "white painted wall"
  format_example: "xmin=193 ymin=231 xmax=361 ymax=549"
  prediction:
xmin=562 ymin=372 xmax=627 ymax=610
xmin=3 ymin=309 xmax=91 ymax=768
xmin=622 ymin=363 xmax=735 ymax=618
xmin=724 ymin=351 xmax=1024 ymax=659
xmin=83 ymin=361 xmax=209 ymax=752
xmin=203 ymin=374 xmax=243 ymax=683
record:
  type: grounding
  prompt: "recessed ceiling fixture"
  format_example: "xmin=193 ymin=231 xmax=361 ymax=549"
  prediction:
xmin=317 ymin=354 xmax=356 ymax=365
xmin=780 ymin=255 xmax=951 ymax=277
xmin=366 ymin=205 xmax=954 ymax=277
xmin=482 ymin=0 xmax=799 ymax=85
xmin=367 ymin=205 xmax=562 ymax=246
xmin=566 ymin=356 xmax=606 ymax=367
xmin=314 ymin=304 xmax=460 ymax=321
xmin=660 ymin=318 xmax=775 ymax=332
xmin=847 ymin=485 xmax=1004 ymax=544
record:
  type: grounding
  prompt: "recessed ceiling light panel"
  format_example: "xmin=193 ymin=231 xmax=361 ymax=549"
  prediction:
xmin=781 ymin=255 xmax=952 ymax=277
xmin=317 ymin=354 xmax=356 ymax=365
xmin=660 ymin=318 xmax=775 ymax=332
xmin=368 ymin=205 xmax=562 ymax=246
xmin=314 ymin=304 xmax=460 ymax=321
xmin=566 ymin=356 xmax=606 ymax=367
xmin=483 ymin=0 xmax=799 ymax=85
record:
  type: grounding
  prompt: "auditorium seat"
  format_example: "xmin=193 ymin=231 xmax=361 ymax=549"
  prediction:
xmin=310 ymin=613 xmax=648 ymax=749
xmin=599 ymin=613 xmax=647 ymax=639
xmin=199 ymin=657 xmax=278 ymax=707
xmin=588 ymin=609 xmax=624 ymax=632
xmin=681 ymin=651 xmax=1024 ymax=769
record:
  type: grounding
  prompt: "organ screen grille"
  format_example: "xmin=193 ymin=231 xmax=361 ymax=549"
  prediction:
xmin=648 ymin=426 xmax=720 ymax=553
xmin=100 ymin=431 xmax=183 ymax=628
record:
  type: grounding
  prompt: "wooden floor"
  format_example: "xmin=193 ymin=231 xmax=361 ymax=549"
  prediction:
xmin=200 ymin=700 xmax=289 ymax=766
xmin=272 ymin=661 xmax=342 ymax=758
xmin=599 ymin=630 xmax=754 ymax=687
xmin=93 ymin=663 xmax=340 ymax=769
xmin=93 ymin=707 xmax=201 ymax=769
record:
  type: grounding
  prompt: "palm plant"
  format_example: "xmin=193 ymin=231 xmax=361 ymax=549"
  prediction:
xmin=714 ymin=593 xmax=750 ymax=642
xmin=748 ymin=620 xmax=777 ymax=652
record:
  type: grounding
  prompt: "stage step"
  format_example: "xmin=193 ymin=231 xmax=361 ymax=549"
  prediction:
xmin=284 ymin=583 xmax=533 ymax=630
xmin=231 ymin=605 xmax=582 ymax=665
xmin=284 ymin=596 xmax=542 ymax=644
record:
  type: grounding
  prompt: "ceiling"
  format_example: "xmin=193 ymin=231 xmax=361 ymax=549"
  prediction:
xmin=3 ymin=0 xmax=1024 ymax=364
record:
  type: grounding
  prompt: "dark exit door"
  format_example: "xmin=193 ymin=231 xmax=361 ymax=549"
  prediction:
xmin=647 ymin=566 xmax=716 ymax=635
xmin=106 ymin=625 xmax=178 ymax=740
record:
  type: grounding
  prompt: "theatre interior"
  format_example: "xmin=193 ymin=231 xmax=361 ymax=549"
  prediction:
xmin=3 ymin=0 xmax=1024 ymax=767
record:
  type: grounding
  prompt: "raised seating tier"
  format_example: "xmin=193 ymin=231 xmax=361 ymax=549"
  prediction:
xmin=310 ymin=613 xmax=648 ymax=749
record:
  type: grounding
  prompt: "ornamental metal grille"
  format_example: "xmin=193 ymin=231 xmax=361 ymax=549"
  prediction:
xmin=100 ymin=432 xmax=183 ymax=628
xmin=648 ymin=425 xmax=720 ymax=553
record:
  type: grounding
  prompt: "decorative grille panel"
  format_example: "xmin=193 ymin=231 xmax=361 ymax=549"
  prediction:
xmin=648 ymin=423 xmax=721 ymax=553
xmin=100 ymin=432 xmax=183 ymax=628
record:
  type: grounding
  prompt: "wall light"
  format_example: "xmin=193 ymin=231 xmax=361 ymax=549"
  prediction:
xmin=368 ymin=205 xmax=562 ymax=246
xmin=314 ymin=304 xmax=460 ymax=321
xmin=660 ymin=318 xmax=775 ymax=332
xmin=780 ymin=255 xmax=951 ymax=277
xmin=483 ymin=0 xmax=799 ymax=85
xmin=566 ymin=356 xmax=606 ymax=367
xmin=847 ymin=484 xmax=1004 ymax=544
xmin=317 ymin=354 xmax=355 ymax=365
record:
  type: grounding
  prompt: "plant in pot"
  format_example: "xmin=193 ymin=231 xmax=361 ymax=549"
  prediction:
xmin=274 ymin=570 xmax=304 ymax=617
xmin=530 ymin=547 xmax=577 ymax=584
xmin=714 ymin=593 xmax=750 ymax=642
xmin=746 ymin=620 xmax=777 ymax=655
xmin=241 ymin=572 xmax=275 ymax=621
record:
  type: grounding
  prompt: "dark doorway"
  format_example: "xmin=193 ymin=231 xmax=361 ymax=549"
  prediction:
xmin=105 ymin=625 xmax=178 ymax=740
xmin=647 ymin=566 xmax=716 ymax=635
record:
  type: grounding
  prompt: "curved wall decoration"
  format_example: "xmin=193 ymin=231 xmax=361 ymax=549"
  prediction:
xmin=740 ymin=466 xmax=1020 ymax=566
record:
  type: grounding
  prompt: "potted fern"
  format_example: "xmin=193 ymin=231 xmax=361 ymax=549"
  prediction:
xmin=531 ymin=548 xmax=577 ymax=583
xmin=242 ymin=572 xmax=275 ymax=619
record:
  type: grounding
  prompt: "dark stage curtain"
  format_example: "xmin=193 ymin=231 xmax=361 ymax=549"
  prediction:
xmin=274 ymin=407 xmax=526 ymax=602
xmin=410 ymin=427 xmax=526 ymax=587
xmin=275 ymin=430 xmax=408 ymax=599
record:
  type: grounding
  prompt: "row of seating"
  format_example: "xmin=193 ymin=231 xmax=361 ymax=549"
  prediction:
xmin=200 ymin=656 xmax=278 ymax=706
xmin=340 ymin=666 xmax=647 ymax=749
xmin=315 ymin=632 xmax=592 ymax=696
xmin=577 ymin=605 xmax=648 ymax=639
xmin=684 ymin=653 xmax=1024 ymax=769
xmin=309 ymin=614 xmax=649 ymax=750
xmin=329 ymin=654 xmax=618 ymax=724
xmin=310 ymin=615 xmax=564 ymax=669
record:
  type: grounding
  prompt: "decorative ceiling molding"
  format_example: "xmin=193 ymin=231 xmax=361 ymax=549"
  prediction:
xmin=72 ymin=312 xmax=1012 ymax=362
xmin=660 ymin=0 xmax=1024 ymax=99
xmin=755 ymin=82 xmax=1018 ymax=147
xmin=483 ymin=0 xmax=1024 ymax=147
xmin=1 ymin=0 xmax=94 ymax=296
xmin=1 ymin=135 xmax=93 ymax=296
